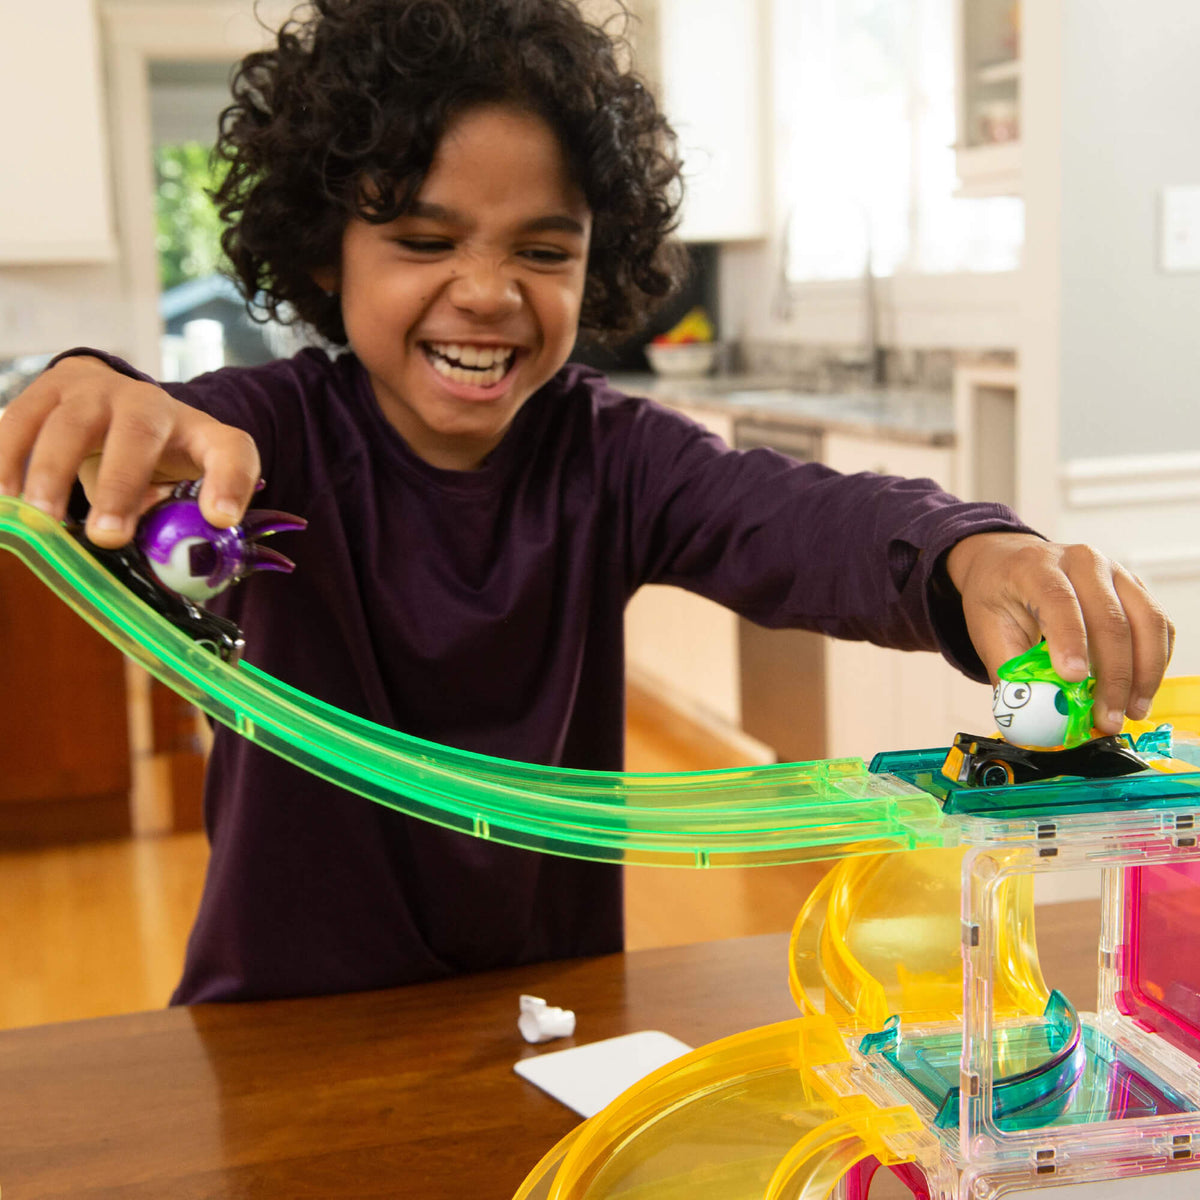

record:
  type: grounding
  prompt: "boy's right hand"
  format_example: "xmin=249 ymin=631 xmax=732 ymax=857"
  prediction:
xmin=0 ymin=354 xmax=260 ymax=548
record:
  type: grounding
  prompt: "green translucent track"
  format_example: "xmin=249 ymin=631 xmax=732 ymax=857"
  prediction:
xmin=0 ymin=496 xmax=951 ymax=866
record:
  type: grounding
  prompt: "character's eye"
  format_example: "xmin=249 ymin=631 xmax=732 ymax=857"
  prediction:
xmin=1001 ymin=682 xmax=1032 ymax=709
xmin=188 ymin=541 xmax=218 ymax=578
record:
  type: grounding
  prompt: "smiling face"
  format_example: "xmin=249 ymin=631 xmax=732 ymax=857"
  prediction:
xmin=993 ymin=679 xmax=1071 ymax=749
xmin=322 ymin=104 xmax=593 ymax=470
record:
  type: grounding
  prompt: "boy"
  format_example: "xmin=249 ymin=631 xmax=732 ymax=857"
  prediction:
xmin=0 ymin=0 xmax=1172 ymax=1002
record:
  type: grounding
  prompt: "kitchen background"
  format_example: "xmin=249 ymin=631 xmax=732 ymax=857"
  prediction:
xmin=1 ymin=0 xmax=1198 ymax=1025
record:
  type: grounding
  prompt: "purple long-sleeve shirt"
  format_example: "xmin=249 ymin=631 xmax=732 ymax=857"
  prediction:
xmin=61 ymin=348 xmax=1031 ymax=1002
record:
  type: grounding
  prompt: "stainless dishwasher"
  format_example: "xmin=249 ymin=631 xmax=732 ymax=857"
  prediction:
xmin=732 ymin=417 xmax=829 ymax=764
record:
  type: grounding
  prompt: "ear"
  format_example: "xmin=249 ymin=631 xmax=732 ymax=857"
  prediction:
xmin=312 ymin=266 xmax=339 ymax=295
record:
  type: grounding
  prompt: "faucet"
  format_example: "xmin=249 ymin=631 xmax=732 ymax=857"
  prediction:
xmin=860 ymin=237 xmax=887 ymax=387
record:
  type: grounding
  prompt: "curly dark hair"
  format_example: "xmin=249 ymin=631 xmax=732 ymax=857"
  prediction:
xmin=212 ymin=0 xmax=688 ymax=346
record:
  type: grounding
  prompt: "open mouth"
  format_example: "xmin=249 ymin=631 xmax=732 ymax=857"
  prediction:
xmin=424 ymin=342 xmax=517 ymax=388
xmin=995 ymin=713 xmax=1013 ymax=727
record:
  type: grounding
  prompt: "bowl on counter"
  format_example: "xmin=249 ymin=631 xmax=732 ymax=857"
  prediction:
xmin=644 ymin=341 xmax=720 ymax=379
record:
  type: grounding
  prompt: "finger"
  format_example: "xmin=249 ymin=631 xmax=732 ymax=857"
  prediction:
xmin=1114 ymin=566 xmax=1173 ymax=720
xmin=1054 ymin=548 xmax=1131 ymax=734
xmin=19 ymin=390 xmax=114 ymax=523
xmin=81 ymin=452 xmax=175 ymax=519
xmin=84 ymin=397 xmax=177 ymax=545
xmin=1015 ymin=564 xmax=1091 ymax=684
xmin=964 ymin=599 xmax=1041 ymax=684
xmin=183 ymin=420 xmax=261 ymax=528
xmin=0 ymin=381 xmax=72 ymax=504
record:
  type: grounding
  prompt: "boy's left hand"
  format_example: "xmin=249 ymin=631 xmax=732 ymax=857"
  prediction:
xmin=945 ymin=532 xmax=1175 ymax=735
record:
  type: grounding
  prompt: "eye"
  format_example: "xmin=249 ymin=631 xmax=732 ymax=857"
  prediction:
xmin=519 ymin=246 xmax=573 ymax=265
xmin=396 ymin=237 xmax=453 ymax=254
xmin=1001 ymin=682 xmax=1031 ymax=709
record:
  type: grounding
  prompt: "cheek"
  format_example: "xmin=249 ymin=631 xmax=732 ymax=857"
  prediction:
xmin=542 ymin=281 xmax=584 ymax=338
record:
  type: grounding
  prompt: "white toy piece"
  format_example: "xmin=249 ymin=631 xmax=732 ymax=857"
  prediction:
xmin=992 ymin=678 xmax=1071 ymax=749
xmin=518 ymin=994 xmax=576 ymax=1044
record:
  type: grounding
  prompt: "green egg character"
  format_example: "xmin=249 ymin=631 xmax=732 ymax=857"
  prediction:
xmin=992 ymin=641 xmax=1095 ymax=749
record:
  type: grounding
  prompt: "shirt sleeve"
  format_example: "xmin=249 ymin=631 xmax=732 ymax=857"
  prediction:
xmin=603 ymin=392 xmax=1039 ymax=681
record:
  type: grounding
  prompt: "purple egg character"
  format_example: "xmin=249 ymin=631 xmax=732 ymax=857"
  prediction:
xmin=135 ymin=480 xmax=306 ymax=604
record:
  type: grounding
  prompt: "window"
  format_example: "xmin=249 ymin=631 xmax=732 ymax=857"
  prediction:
xmin=774 ymin=0 xmax=1023 ymax=282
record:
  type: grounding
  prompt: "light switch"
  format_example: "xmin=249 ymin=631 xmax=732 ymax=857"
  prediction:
xmin=1161 ymin=185 xmax=1200 ymax=272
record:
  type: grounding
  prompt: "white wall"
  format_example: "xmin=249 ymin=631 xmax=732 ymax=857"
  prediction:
xmin=1058 ymin=0 xmax=1200 ymax=460
xmin=0 ymin=264 xmax=133 ymax=360
xmin=1036 ymin=0 xmax=1200 ymax=674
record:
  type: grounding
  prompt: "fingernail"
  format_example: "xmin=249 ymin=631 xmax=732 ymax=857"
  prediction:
xmin=1106 ymin=709 xmax=1125 ymax=730
xmin=213 ymin=498 xmax=240 ymax=522
xmin=92 ymin=512 xmax=126 ymax=533
xmin=25 ymin=494 xmax=55 ymax=516
xmin=1128 ymin=698 xmax=1151 ymax=720
xmin=1064 ymin=656 xmax=1089 ymax=678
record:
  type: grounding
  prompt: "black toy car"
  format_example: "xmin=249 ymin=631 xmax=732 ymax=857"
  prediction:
xmin=69 ymin=524 xmax=246 ymax=665
xmin=941 ymin=731 xmax=1149 ymax=788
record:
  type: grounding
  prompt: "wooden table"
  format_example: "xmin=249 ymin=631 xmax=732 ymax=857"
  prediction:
xmin=0 ymin=905 xmax=1100 ymax=1200
xmin=0 ymin=933 xmax=803 ymax=1199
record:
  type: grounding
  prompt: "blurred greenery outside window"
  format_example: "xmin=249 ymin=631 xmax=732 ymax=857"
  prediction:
xmin=155 ymin=142 xmax=229 ymax=290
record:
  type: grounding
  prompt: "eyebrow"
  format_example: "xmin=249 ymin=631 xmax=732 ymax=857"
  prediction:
xmin=405 ymin=201 xmax=586 ymax=237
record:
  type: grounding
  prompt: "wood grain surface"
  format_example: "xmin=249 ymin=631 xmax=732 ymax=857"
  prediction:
xmin=0 ymin=905 xmax=1103 ymax=1199
xmin=0 ymin=933 xmax=803 ymax=1199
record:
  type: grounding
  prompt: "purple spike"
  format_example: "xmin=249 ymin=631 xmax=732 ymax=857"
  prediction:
xmin=241 ymin=508 xmax=308 ymax=537
xmin=244 ymin=544 xmax=297 ymax=575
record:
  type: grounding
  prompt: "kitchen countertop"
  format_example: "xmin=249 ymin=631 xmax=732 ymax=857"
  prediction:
xmin=608 ymin=372 xmax=955 ymax=447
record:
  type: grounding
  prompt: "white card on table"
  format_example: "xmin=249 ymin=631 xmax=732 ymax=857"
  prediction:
xmin=514 ymin=1029 xmax=692 ymax=1118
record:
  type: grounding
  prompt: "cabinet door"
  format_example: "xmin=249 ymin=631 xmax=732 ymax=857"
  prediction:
xmin=822 ymin=433 xmax=989 ymax=760
xmin=0 ymin=2 xmax=116 ymax=262
xmin=646 ymin=0 xmax=767 ymax=241
xmin=0 ymin=557 xmax=131 ymax=843
xmin=625 ymin=403 xmax=740 ymax=728
xmin=954 ymin=0 xmax=1022 ymax=197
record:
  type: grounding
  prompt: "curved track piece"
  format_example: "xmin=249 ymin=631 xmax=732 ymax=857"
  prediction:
xmin=875 ymin=989 xmax=1086 ymax=1131
xmin=933 ymin=989 xmax=1085 ymax=1129
xmin=790 ymin=848 xmax=1050 ymax=1031
xmin=0 ymin=497 xmax=950 ymax=867
xmin=516 ymin=1016 xmax=929 ymax=1199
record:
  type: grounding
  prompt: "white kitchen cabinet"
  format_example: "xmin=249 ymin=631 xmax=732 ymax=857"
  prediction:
xmin=0 ymin=2 xmax=116 ymax=262
xmin=954 ymin=0 xmax=1023 ymax=197
xmin=624 ymin=405 xmax=743 ymax=728
xmin=953 ymin=363 xmax=1018 ymax=509
xmin=822 ymin=431 xmax=990 ymax=760
xmin=633 ymin=0 xmax=768 ymax=242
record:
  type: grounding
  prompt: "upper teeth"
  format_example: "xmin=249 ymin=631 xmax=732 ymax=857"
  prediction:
xmin=427 ymin=342 xmax=514 ymax=369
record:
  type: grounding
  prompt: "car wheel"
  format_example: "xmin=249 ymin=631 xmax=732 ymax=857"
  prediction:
xmin=976 ymin=759 xmax=1015 ymax=787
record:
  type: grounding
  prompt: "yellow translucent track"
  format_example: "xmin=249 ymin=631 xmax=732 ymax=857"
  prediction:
xmin=513 ymin=1016 xmax=937 ymax=1199
xmin=789 ymin=847 xmax=1049 ymax=1030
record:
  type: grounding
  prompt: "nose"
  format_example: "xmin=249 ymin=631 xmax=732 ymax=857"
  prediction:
xmin=446 ymin=256 xmax=521 ymax=318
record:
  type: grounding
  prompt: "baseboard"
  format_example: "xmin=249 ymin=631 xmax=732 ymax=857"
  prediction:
xmin=0 ymin=793 xmax=132 ymax=848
